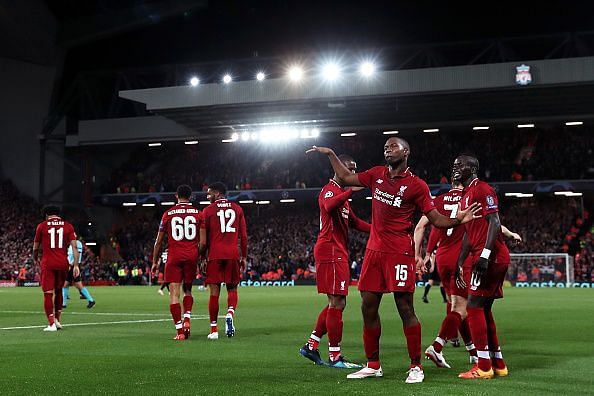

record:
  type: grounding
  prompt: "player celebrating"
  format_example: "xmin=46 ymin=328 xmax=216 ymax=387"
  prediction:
xmin=199 ymin=182 xmax=247 ymax=340
xmin=62 ymin=237 xmax=96 ymax=309
xmin=307 ymin=138 xmax=480 ymax=383
xmin=299 ymin=154 xmax=370 ymax=369
xmin=453 ymin=155 xmax=510 ymax=379
xmin=32 ymin=206 xmax=79 ymax=332
xmin=151 ymin=185 xmax=202 ymax=341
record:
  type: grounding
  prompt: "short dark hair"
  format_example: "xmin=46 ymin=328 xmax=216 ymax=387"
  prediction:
xmin=42 ymin=205 xmax=61 ymax=217
xmin=209 ymin=182 xmax=228 ymax=196
xmin=338 ymin=154 xmax=354 ymax=163
xmin=176 ymin=184 xmax=193 ymax=199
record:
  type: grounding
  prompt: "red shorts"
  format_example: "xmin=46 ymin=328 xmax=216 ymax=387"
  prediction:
xmin=468 ymin=255 xmax=509 ymax=299
xmin=205 ymin=259 xmax=240 ymax=286
xmin=358 ymin=249 xmax=415 ymax=293
xmin=315 ymin=261 xmax=350 ymax=296
xmin=437 ymin=250 xmax=472 ymax=298
xmin=164 ymin=259 xmax=197 ymax=284
xmin=41 ymin=268 xmax=68 ymax=292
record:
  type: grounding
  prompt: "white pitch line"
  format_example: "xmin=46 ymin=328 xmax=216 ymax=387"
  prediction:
xmin=0 ymin=315 xmax=220 ymax=331
xmin=0 ymin=310 xmax=173 ymax=317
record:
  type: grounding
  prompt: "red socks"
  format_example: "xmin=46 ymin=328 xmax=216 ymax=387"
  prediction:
xmin=227 ymin=290 xmax=238 ymax=316
xmin=43 ymin=293 xmax=55 ymax=326
xmin=326 ymin=307 xmax=343 ymax=362
xmin=54 ymin=289 xmax=63 ymax=322
xmin=485 ymin=310 xmax=506 ymax=368
xmin=307 ymin=306 xmax=329 ymax=350
xmin=460 ymin=318 xmax=478 ymax=358
xmin=467 ymin=306 xmax=491 ymax=371
xmin=169 ymin=303 xmax=183 ymax=335
xmin=209 ymin=295 xmax=219 ymax=332
xmin=363 ymin=325 xmax=381 ymax=366
xmin=183 ymin=295 xmax=193 ymax=322
xmin=433 ymin=311 xmax=462 ymax=352
xmin=404 ymin=323 xmax=422 ymax=365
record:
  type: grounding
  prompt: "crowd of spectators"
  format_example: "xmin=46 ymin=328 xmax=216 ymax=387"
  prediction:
xmin=102 ymin=126 xmax=594 ymax=194
xmin=1 ymin=178 xmax=591 ymax=284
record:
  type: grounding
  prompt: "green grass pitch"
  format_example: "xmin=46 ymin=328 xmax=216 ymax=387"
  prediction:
xmin=0 ymin=286 xmax=593 ymax=395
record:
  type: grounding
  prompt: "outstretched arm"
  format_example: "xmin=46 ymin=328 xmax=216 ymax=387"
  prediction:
xmin=306 ymin=146 xmax=363 ymax=187
xmin=349 ymin=209 xmax=371 ymax=233
xmin=501 ymin=225 xmax=522 ymax=243
xmin=426 ymin=202 xmax=481 ymax=228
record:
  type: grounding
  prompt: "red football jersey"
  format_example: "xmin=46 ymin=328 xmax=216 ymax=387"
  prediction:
xmin=314 ymin=179 xmax=370 ymax=263
xmin=461 ymin=178 xmax=510 ymax=263
xmin=357 ymin=166 xmax=434 ymax=254
xmin=34 ymin=216 xmax=77 ymax=270
xmin=431 ymin=187 xmax=465 ymax=253
xmin=159 ymin=202 xmax=202 ymax=261
xmin=201 ymin=199 xmax=247 ymax=260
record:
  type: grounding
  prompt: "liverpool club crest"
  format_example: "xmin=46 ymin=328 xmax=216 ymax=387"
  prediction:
xmin=515 ymin=64 xmax=532 ymax=86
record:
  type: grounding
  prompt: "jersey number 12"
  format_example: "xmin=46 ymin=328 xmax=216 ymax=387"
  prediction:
xmin=217 ymin=209 xmax=236 ymax=233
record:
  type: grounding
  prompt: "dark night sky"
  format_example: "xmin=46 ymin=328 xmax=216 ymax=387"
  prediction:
xmin=51 ymin=0 xmax=594 ymax=71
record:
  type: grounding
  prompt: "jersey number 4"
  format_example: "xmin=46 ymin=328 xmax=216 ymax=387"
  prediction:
xmin=217 ymin=209 xmax=236 ymax=233
xmin=171 ymin=216 xmax=197 ymax=241
xmin=48 ymin=227 xmax=64 ymax=249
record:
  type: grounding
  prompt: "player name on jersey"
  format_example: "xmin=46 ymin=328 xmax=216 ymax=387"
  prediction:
xmin=47 ymin=221 xmax=65 ymax=226
xmin=167 ymin=208 xmax=200 ymax=215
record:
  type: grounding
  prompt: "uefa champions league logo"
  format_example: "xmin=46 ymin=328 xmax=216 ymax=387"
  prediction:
xmin=515 ymin=64 xmax=532 ymax=86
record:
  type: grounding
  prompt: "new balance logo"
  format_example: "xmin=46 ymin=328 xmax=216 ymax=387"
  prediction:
xmin=397 ymin=282 xmax=405 ymax=287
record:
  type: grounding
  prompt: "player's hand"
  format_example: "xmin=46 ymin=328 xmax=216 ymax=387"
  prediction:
xmin=239 ymin=258 xmax=246 ymax=273
xmin=472 ymin=257 xmax=489 ymax=284
xmin=455 ymin=266 xmax=466 ymax=289
xmin=198 ymin=259 xmax=207 ymax=274
xmin=415 ymin=255 xmax=426 ymax=274
xmin=73 ymin=265 xmax=80 ymax=278
xmin=151 ymin=263 xmax=158 ymax=276
xmin=511 ymin=232 xmax=522 ymax=244
xmin=350 ymin=186 xmax=365 ymax=192
xmin=456 ymin=202 xmax=482 ymax=224
xmin=305 ymin=146 xmax=335 ymax=156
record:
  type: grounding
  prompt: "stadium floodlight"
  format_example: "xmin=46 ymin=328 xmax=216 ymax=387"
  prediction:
xmin=241 ymin=132 xmax=250 ymax=141
xmin=199 ymin=201 xmax=210 ymax=205
xmin=311 ymin=128 xmax=320 ymax=137
xmin=517 ymin=123 xmax=534 ymax=128
xmin=382 ymin=130 xmax=399 ymax=135
xmin=256 ymin=200 xmax=271 ymax=205
xmin=473 ymin=126 xmax=490 ymax=130
xmin=506 ymin=193 xmax=534 ymax=198
xmin=256 ymin=72 xmax=266 ymax=81
xmin=239 ymin=200 xmax=254 ymax=204
xmin=565 ymin=121 xmax=583 ymax=126
xmin=122 ymin=202 xmax=136 ymax=207
xmin=189 ymin=77 xmax=199 ymax=86
xmin=148 ymin=142 xmax=162 ymax=147
xmin=340 ymin=132 xmax=357 ymax=137
xmin=223 ymin=74 xmax=232 ymax=84
xmin=88 ymin=222 xmax=92 ymax=226
xmin=423 ymin=128 xmax=439 ymax=133
xmin=359 ymin=61 xmax=376 ymax=77
xmin=222 ymin=133 xmax=238 ymax=143
xmin=554 ymin=191 xmax=572 ymax=195
xmin=251 ymin=132 xmax=259 ymax=140
xmin=348 ymin=198 xmax=352 ymax=202
xmin=280 ymin=199 xmax=296 ymax=203
xmin=85 ymin=242 xmax=97 ymax=246
xmin=288 ymin=66 xmax=303 ymax=82
xmin=142 ymin=203 xmax=155 ymax=207
xmin=160 ymin=201 xmax=175 ymax=205
xmin=365 ymin=196 xmax=372 ymax=200
xmin=184 ymin=140 xmax=199 ymax=145
xmin=565 ymin=192 xmax=583 ymax=197
xmin=322 ymin=63 xmax=341 ymax=81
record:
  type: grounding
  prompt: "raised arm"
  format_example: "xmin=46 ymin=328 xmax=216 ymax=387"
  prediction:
xmin=306 ymin=146 xmax=363 ymax=187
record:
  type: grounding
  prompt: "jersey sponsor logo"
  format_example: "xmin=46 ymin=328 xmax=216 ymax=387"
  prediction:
xmin=397 ymin=185 xmax=408 ymax=196
xmin=486 ymin=195 xmax=498 ymax=210
xmin=376 ymin=179 xmax=383 ymax=184
xmin=324 ymin=191 xmax=334 ymax=199
xmin=373 ymin=187 xmax=400 ymax=207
